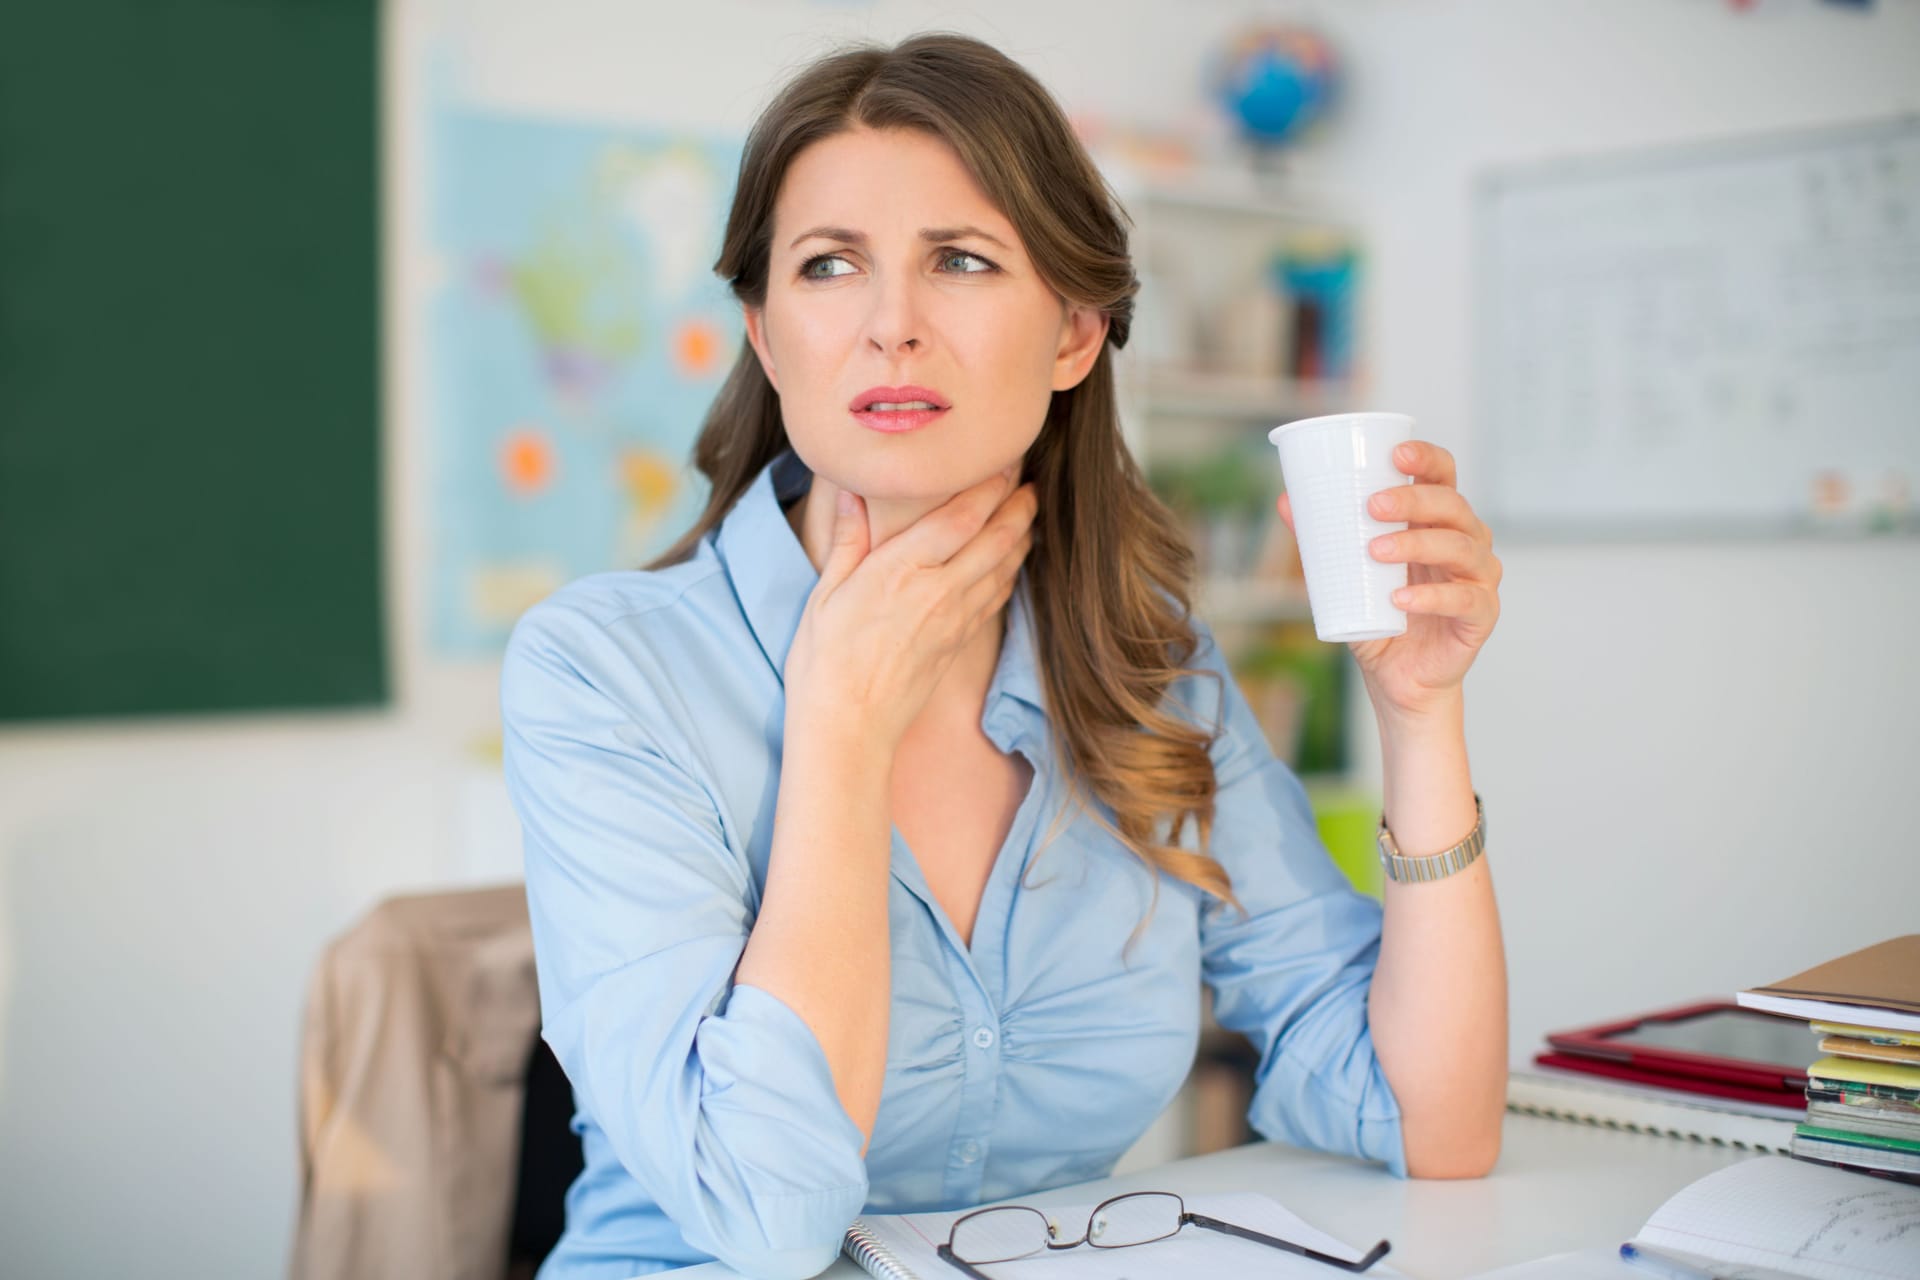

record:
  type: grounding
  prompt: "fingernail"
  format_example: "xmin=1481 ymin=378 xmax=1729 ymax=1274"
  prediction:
xmin=1371 ymin=492 xmax=1395 ymax=516
xmin=836 ymin=489 xmax=856 ymax=515
xmin=1397 ymin=444 xmax=1417 ymax=462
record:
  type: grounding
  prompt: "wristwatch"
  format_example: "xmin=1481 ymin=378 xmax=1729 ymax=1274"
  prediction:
xmin=1377 ymin=792 xmax=1485 ymax=884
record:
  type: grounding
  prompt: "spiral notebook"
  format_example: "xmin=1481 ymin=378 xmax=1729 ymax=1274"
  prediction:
xmin=842 ymin=1189 xmax=1403 ymax=1279
xmin=1506 ymin=1063 xmax=1802 ymax=1153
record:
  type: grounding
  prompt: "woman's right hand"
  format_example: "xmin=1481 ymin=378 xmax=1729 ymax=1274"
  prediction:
xmin=784 ymin=463 xmax=1037 ymax=753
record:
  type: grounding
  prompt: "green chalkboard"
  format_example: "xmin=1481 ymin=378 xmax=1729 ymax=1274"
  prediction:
xmin=0 ymin=0 xmax=384 ymax=722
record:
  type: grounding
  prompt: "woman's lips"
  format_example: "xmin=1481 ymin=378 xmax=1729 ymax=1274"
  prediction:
xmin=850 ymin=406 xmax=949 ymax=433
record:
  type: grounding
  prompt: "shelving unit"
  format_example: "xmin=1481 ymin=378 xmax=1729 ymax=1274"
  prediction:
xmin=1135 ymin=365 xmax=1350 ymax=421
xmin=1101 ymin=162 xmax=1369 ymax=771
xmin=1096 ymin=164 xmax=1385 ymax=1174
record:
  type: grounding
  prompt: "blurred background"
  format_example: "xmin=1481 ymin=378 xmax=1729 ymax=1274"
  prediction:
xmin=2 ymin=1 xmax=1917 ymax=1275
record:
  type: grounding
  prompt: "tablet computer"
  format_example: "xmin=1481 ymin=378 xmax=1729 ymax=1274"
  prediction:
xmin=1545 ymin=999 xmax=1818 ymax=1097
xmin=1530 ymin=1051 xmax=1809 ymax=1108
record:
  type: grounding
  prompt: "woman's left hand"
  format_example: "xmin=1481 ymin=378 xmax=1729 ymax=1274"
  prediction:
xmin=1276 ymin=439 xmax=1501 ymax=723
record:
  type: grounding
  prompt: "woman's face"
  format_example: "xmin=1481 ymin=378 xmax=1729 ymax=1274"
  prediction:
xmin=743 ymin=125 xmax=1108 ymax=505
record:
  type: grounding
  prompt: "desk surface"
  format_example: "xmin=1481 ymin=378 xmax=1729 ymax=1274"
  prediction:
xmin=668 ymin=1112 xmax=1759 ymax=1280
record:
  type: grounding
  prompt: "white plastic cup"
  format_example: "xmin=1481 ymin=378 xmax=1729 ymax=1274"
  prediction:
xmin=1267 ymin=412 xmax=1415 ymax=643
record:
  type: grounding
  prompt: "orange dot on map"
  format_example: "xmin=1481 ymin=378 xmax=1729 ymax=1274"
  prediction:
xmin=501 ymin=428 xmax=556 ymax=497
xmin=620 ymin=449 xmax=678 ymax=511
xmin=674 ymin=318 xmax=721 ymax=377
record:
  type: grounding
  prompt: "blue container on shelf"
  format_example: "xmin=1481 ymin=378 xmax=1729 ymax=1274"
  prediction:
xmin=1273 ymin=245 xmax=1357 ymax=382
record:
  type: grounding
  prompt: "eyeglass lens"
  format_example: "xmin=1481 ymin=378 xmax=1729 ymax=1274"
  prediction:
xmin=948 ymin=1193 xmax=1184 ymax=1263
xmin=948 ymin=1206 xmax=1051 ymax=1264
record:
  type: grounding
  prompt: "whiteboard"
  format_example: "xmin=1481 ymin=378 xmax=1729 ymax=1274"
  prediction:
xmin=1474 ymin=116 xmax=1920 ymax=539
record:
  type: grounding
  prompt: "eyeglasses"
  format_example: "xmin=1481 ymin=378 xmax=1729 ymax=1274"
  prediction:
xmin=935 ymin=1190 xmax=1391 ymax=1277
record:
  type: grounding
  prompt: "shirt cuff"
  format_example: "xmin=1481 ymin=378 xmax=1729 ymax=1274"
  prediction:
xmin=695 ymin=981 xmax=871 ymax=1208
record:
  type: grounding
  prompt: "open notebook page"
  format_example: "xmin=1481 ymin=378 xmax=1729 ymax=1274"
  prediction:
xmin=846 ymin=1189 xmax=1403 ymax=1279
xmin=1631 ymin=1155 xmax=1920 ymax=1280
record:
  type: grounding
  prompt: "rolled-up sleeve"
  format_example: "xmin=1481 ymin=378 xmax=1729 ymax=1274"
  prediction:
xmin=500 ymin=599 xmax=869 ymax=1278
xmin=1187 ymin=624 xmax=1408 ymax=1179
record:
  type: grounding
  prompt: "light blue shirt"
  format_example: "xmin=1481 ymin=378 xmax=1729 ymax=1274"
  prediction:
xmin=501 ymin=447 xmax=1405 ymax=1280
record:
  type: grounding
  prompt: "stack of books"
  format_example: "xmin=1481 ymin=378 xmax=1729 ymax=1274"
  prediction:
xmin=1738 ymin=934 xmax=1920 ymax=1184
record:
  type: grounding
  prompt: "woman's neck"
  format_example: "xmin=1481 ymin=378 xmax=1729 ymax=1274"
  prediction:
xmin=785 ymin=476 xmax=1008 ymax=721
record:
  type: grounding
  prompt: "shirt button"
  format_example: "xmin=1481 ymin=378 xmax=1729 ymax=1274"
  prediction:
xmin=959 ymin=1140 xmax=982 ymax=1163
xmin=972 ymin=1026 xmax=996 ymax=1049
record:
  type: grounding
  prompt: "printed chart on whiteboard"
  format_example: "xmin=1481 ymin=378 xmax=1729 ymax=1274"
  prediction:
xmin=1475 ymin=116 xmax=1920 ymax=538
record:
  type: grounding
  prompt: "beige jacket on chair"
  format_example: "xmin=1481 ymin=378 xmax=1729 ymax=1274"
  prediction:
xmin=289 ymin=884 xmax=542 ymax=1280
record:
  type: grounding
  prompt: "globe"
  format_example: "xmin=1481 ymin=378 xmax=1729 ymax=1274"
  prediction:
xmin=1211 ymin=25 xmax=1338 ymax=147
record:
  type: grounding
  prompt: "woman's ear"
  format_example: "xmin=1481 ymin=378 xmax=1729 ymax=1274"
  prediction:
xmin=1050 ymin=302 xmax=1109 ymax=393
xmin=743 ymin=304 xmax=779 ymax=392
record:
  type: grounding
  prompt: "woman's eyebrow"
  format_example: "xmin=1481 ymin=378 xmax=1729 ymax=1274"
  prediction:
xmin=786 ymin=224 xmax=1009 ymax=251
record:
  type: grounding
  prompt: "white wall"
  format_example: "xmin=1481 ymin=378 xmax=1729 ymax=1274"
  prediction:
xmin=1 ymin=2 xmax=1915 ymax=1276
xmin=1293 ymin=0 xmax=1920 ymax=1064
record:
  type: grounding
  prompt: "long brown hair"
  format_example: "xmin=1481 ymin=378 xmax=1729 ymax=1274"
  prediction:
xmin=648 ymin=31 xmax=1238 ymax=910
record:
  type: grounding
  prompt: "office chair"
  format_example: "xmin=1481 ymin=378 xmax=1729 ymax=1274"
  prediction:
xmin=508 ymin=1034 xmax=585 ymax=1279
xmin=291 ymin=885 xmax=583 ymax=1280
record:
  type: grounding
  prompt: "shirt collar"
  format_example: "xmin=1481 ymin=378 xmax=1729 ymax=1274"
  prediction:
xmin=714 ymin=447 xmax=1044 ymax=714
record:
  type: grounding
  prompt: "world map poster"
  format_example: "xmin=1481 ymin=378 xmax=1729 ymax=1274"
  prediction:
xmin=430 ymin=106 xmax=743 ymax=656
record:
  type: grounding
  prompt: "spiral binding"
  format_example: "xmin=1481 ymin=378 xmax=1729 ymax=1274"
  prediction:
xmin=843 ymin=1220 xmax=920 ymax=1280
xmin=1504 ymin=1098 xmax=1793 ymax=1155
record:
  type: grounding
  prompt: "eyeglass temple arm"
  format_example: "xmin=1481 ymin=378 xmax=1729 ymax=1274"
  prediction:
xmin=935 ymin=1243 xmax=1000 ymax=1280
xmin=1183 ymin=1212 xmax=1392 ymax=1273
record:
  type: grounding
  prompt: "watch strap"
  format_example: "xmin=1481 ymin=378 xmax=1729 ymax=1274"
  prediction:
xmin=1377 ymin=792 xmax=1485 ymax=884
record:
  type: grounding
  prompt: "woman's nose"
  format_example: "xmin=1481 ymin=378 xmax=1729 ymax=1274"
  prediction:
xmin=864 ymin=273 xmax=926 ymax=354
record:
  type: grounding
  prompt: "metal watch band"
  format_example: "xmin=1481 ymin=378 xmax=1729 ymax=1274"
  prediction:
xmin=1376 ymin=792 xmax=1485 ymax=884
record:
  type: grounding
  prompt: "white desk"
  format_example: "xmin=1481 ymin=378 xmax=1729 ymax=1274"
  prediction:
xmin=667 ymin=1112 xmax=1759 ymax=1279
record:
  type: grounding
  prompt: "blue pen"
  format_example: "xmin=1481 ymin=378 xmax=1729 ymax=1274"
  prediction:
xmin=1619 ymin=1242 xmax=1727 ymax=1280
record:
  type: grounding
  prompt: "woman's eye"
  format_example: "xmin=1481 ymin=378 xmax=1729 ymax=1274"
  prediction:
xmin=796 ymin=249 xmax=997 ymax=280
xmin=799 ymin=253 xmax=854 ymax=280
xmin=939 ymin=249 xmax=995 ymax=274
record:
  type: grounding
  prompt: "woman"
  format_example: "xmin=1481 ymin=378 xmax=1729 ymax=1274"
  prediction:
xmin=501 ymin=31 xmax=1506 ymax=1280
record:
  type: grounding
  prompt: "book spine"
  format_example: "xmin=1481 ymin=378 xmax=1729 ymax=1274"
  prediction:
xmin=844 ymin=1222 xmax=919 ymax=1280
xmin=1791 ymin=1132 xmax=1920 ymax=1177
xmin=1806 ymin=1100 xmax=1920 ymax=1139
xmin=1805 ymin=1085 xmax=1920 ymax=1117
xmin=1787 ymin=1144 xmax=1920 ymax=1185
xmin=1809 ymin=1074 xmax=1920 ymax=1105
xmin=1795 ymin=1123 xmax=1920 ymax=1155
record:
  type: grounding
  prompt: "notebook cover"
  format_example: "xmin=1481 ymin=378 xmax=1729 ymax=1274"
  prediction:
xmin=1807 ymin=1054 xmax=1920 ymax=1090
xmin=1805 ymin=1083 xmax=1920 ymax=1116
xmin=1807 ymin=1075 xmax=1920 ymax=1106
xmin=1809 ymin=1020 xmax=1920 ymax=1047
xmin=1746 ymin=935 xmax=1920 ymax=1015
xmin=1785 ymin=1146 xmax=1920 ymax=1186
xmin=1794 ymin=1123 xmax=1920 ymax=1155
xmin=1804 ymin=1100 xmax=1920 ymax=1142
xmin=1818 ymin=1035 xmax=1920 ymax=1066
